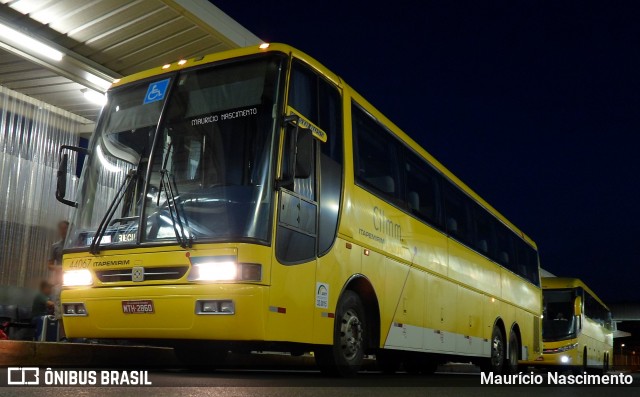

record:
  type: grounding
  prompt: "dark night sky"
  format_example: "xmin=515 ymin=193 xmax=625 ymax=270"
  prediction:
xmin=214 ymin=1 xmax=640 ymax=303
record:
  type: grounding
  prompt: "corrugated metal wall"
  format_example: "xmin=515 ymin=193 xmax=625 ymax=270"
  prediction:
xmin=0 ymin=85 xmax=82 ymax=288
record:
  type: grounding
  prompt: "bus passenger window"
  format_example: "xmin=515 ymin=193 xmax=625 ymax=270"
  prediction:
xmin=443 ymin=185 xmax=472 ymax=246
xmin=516 ymin=240 xmax=539 ymax=285
xmin=474 ymin=206 xmax=493 ymax=255
xmin=404 ymin=150 xmax=440 ymax=227
xmin=494 ymin=224 xmax=516 ymax=272
xmin=352 ymin=104 xmax=401 ymax=203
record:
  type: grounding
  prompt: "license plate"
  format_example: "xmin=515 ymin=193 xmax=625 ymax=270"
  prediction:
xmin=122 ymin=300 xmax=154 ymax=314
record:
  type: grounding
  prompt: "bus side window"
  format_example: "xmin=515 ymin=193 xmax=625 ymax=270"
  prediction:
xmin=443 ymin=184 xmax=472 ymax=246
xmin=473 ymin=205 xmax=494 ymax=256
xmin=516 ymin=240 xmax=539 ymax=285
xmin=403 ymin=149 xmax=441 ymax=228
xmin=352 ymin=104 xmax=402 ymax=204
xmin=493 ymin=223 xmax=516 ymax=272
xmin=289 ymin=60 xmax=343 ymax=165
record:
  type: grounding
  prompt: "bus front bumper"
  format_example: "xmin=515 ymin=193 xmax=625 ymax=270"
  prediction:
xmin=532 ymin=340 xmax=580 ymax=367
xmin=61 ymin=284 xmax=268 ymax=341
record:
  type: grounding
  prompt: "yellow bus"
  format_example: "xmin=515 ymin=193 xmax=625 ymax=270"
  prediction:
xmin=538 ymin=277 xmax=613 ymax=373
xmin=56 ymin=43 xmax=542 ymax=376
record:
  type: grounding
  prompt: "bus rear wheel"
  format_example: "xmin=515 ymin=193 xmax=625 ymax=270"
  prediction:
xmin=503 ymin=331 xmax=519 ymax=375
xmin=480 ymin=326 xmax=505 ymax=373
xmin=315 ymin=290 xmax=366 ymax=377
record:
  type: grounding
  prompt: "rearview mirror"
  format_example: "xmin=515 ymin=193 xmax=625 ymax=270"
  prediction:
xmin=276 ymin=116 xmax=315 ymax=189
xmin=295 ymin=127 xmax=313 ymax=178
xmin=56 ymin=154 xmax=69 ymax=202
xmin=574 ymin=296 xmax=582 ymax=317
xmin=56 ymin=145 xmax=89 ymax=207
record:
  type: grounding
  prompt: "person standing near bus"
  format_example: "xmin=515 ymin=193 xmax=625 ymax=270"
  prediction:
xmin=47 ymin=220 xmax=69 ymax=341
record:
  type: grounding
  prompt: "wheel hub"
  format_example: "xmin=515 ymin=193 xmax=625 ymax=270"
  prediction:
xmin=492 ymin=336 xmax=503 ymax=367
xmin=340 ymin=309 xmax=363 ymax=361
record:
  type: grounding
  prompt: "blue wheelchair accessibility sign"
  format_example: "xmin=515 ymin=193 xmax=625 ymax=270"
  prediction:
xmin=143 ymin=78 xmax=170 ymax=104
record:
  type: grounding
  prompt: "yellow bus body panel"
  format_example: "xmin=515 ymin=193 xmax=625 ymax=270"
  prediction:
xmin=63 ymin=43 xmax=542 ymax=363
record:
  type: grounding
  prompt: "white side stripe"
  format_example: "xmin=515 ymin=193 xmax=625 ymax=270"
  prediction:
xmin=384 ymin=323 xmax=492 ymax=357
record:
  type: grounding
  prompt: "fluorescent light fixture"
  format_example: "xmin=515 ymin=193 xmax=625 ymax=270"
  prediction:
xmin=85 ymin=72 xmax=113 ymax=90
xmin=0 ymin=22 xmax=63 ymax=61
xmin=82 ymin=88 xmax=107 ymax=106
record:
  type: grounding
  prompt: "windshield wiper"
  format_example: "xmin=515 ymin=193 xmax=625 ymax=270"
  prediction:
xmin=157 ymin=143 xmax=193 ymax=248
xmin=90 ymin=168 xmax=137 ymax=254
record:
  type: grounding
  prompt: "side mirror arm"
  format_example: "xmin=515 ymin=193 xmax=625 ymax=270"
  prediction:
xmin=56 ymin=145 xmax=90 ymax=207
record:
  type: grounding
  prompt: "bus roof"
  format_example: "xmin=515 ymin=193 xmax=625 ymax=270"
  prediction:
xmin=542 ymin=277 xmax=609 ymax=310
xmin=111 ymin=43 xmax=537 ymax=250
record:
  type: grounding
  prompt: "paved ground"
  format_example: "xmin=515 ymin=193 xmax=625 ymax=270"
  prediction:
xmin=1 ymin=369 xmax=639 ymax=397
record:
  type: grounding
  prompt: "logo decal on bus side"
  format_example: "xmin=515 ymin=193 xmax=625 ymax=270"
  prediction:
xmin=316 ymin=282 xmax=329 ymax=308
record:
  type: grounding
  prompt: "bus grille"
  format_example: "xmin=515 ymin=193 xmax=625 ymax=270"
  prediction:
xmin=96 ymin=266 xmax=189 ymax=283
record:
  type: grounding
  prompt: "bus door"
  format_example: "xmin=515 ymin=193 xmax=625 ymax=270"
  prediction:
xmin=268 ymin=58 xmax=344 ymax=345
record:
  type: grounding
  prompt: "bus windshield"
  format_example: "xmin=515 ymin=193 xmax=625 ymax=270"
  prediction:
xmin=542 ymin=289 xmax=577 ymax=342
xmin=66 ymin=54 xmax=284 ymax=249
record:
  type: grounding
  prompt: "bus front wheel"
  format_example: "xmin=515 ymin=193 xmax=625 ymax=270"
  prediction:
xmin=315 ymin=290 xmax=366 ymax=377
xmin=572 ymin=348 xmax=588 ymax=375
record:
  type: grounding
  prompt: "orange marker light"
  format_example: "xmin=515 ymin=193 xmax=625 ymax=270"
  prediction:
xmin=259 ymin=43 xmax=270 ymax=49
xmin=162 ymin=64 xmax=171 ymax=69
xmin=178 ymin=59 xmax=187 ymax=65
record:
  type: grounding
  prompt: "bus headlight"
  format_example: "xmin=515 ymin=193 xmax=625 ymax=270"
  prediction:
xmin=193 ymin=260 xmax=237 ymax=281
xmin=63 ymin=269 xmax=93 ymax=286
xmin=188 ymin=257 xmax=261 ymax=282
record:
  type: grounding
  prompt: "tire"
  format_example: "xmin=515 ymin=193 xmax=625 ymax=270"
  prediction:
xmin=572 ymin=348 xmax=588 ymax=375
xmin=480 ymin=326 xmax=505 ymax=373
xmin=315 ymin=290 xmax=367 ymax=377
xmin=602 ymin=353 xmax=609 ymax=374
xmin=503 ymin=331 xmax=519 ymax=375
xmin=376 ymin=349 xmax=402 ymax=374
xmin=174 ymin=343 xmax=228 ymax=370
